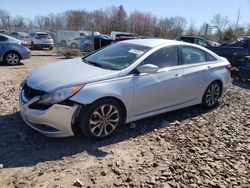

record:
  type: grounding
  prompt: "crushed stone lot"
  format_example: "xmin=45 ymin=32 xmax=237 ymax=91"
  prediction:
xmin=0 ymin=54 xmax=250 ymax=188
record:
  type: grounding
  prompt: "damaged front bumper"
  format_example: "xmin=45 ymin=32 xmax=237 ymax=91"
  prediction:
xmin=19 ymin=90 xmax=79 ymax=137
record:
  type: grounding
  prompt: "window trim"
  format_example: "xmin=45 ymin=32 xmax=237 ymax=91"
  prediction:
xmin=140 ymin=45 xmax=180 ymax=70
xmin=180 ymin=45 xmax=212 ymax=65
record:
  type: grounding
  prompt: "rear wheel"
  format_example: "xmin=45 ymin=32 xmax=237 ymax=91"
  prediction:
xmin=60 ymin=40 xmax=66 ymax=47
xmin=84 ymin=43 xmax=92 ymax=52
xmin=79 ymin=99 xmax=123 ymax=140
xmin=71 ymin=43 xmax=78 ymax=49
xmin=202 ymin=81 xmax=222 ymax=108
xmin=3 ymin=52 xmax=20 ymax=65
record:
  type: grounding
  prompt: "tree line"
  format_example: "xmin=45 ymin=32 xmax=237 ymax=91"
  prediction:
xmin=0 ymin=5 xmax=250 ymax=42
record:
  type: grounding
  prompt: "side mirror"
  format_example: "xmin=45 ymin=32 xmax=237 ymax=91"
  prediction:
xmin=136 ymin=64 xmax=159 ymax=74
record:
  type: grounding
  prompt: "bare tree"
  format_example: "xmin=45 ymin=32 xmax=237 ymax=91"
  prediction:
xmin=186 ymin=20 xmax=197 ymax=36
xmin=246 ymin=24 xmax=250 ymax=36
xmin=0 ymin=9 xmax=11 ymax=30
xmin=211 ymin=14 xmax=230 ymax=41
xmin=12 ymin=15 xmax=26 ymax=28
xmin=170 ymin=16 xmax=187 ymax=39
xmin=157 ymin=17 xmax=173 ymax=38
xmin=234 ymin=6 xmax=243 ymax=38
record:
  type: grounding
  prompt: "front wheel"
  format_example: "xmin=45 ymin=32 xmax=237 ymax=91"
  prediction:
xmin=3 ymin=52 xmax=20 ymax=65
xmin=202 ymin=81 xmax=222 ymax=108
xmin=79 ymin=99 xmax=124 ymax=140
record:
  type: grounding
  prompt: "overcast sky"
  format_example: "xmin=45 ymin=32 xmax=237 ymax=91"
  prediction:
xmin=1 ymin=0 xmax=249 ymax=27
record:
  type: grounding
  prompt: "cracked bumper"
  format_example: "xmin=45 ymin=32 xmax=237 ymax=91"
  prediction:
xmin=19 ymin=91 xmax=78 ymax=137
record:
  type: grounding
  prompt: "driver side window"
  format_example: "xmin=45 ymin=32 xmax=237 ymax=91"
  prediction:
xmin=142 ymin=46 xmax=179 ymax=68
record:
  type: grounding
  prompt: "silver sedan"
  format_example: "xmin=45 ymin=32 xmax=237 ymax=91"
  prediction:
xmin=19 ymin=39 xmax=231 ymax=139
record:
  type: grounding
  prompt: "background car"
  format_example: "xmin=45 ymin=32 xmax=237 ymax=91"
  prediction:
xmin=19 ymin=39 xmax=231 ymax=139
xmin=0 ymin=33 xmax=31 ymax=65
xmin=0 ymin=30 xmax=9 ymax=35
xmin=26 ymin=32 xmax=54 ymax=50
xmin=238 ymin=56 xmax=250 ymax=79
xmin=10 ymin=31 xmax=29 ymax=41
xmin=69 ymin=36 xmax=87 ymax=48
xmin=83 ymin=35 xmax=114 ymax=51
xmin=114 ymin=33 xmax=140 ymax=42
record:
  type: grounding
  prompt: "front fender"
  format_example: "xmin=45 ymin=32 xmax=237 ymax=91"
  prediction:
xmin=69 ymin=75 xmax=134 ymax=118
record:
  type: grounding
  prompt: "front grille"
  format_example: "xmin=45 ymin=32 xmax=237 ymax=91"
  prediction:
xmin=23 ymin=82 xmax=47 ymax=101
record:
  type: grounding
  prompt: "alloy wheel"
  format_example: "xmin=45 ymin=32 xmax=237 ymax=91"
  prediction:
xmin=6 ymin=53 xmax=20 ymax=65
xmin=89 ymin=104 xmax=119 ymax=137
xmin=205 ymin=83 xmax=220 ymax=107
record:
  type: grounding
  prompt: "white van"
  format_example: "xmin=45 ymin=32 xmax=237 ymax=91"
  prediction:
xmin=58 ymin=30 xmax=100 ymax=47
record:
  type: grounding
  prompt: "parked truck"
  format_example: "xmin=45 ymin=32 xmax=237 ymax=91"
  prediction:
xmin=180 ymin=36 xmax=250 ymax=67
xmin=207 ymin=37 xmax=250 ymax=67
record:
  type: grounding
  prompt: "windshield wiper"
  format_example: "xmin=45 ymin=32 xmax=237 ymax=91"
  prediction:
xmin=83 ymin=58 xmax=106 ymax=69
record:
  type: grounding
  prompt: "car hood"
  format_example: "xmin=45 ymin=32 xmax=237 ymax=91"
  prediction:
xmin=26 ymin=58 xmax=119 ymax=92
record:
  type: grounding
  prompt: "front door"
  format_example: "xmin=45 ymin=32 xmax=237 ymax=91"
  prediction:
xmin=133 ymin=46 xmax=183 ymax=116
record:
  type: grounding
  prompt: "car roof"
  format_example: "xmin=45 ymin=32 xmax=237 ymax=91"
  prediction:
xmin=36 ymin=32 xmax=49 ymax=34
xmin=120 ymin=39 xmax=184 ymax=48
xmin=0 ymin=33 xmax=20 ymax=42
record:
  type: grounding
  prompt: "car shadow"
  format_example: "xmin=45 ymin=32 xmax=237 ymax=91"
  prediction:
xmin=0 ymin=62 xmax=24 ymax=67
xmin=0 ymin=105 xmax=209 ymax=168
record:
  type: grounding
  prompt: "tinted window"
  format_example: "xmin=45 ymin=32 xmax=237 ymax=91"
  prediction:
xmin=180 ymin=37 xmax=195 ymax=43
xmin=194 ymin=39 xmax=205 ymax=46
xmin=37 ymin=34 xmax=50 ymax=39
xmin=181 ymin=46 xmax=206 ymax=64
xmin=142 ymin=47 xmax=179 ymax=68
xmin=0 ymin=36 xmax=8 ymax=42
xmin=205 ymin=52 xmax=217 ymax=61
xmin=29 ymin=33 xmax=35 ymax=38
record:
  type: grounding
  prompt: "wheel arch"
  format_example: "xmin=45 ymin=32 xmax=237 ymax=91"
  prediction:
xmin=210 ymin=79 xmax=223 ymax=96
xmin=82 ymin=96 xmax=127 ymax=123
xmin=72 ymin=96 xmax=128 ymax=136
xmin=3 ymin=50 xmax=22 ymax=60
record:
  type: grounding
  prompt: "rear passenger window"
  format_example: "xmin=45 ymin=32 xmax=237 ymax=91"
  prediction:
xmin=205 ymin=52 xmax=217 ymax=61
xmin=142 ymin=46 xmax=179 ymax=68
xmin=181 ymin=46 xmax=206 ymax=64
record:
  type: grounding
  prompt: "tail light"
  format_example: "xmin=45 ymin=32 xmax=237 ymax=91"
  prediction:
xmin=21 ymin=42 xmax=29 ymax=48
xmin=225 ymin=64 xmax=232 ymax=72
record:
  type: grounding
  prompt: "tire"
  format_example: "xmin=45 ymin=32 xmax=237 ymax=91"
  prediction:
xmin=60 ymin=40 xmax=66 ymax=47
xmin=79 ymin=98 xmax=124 ymax=140
xmin=84 ymin=43 xmax=92 ymax=52
xmin=71 ymin=43 xmax=78 ymax=49
xmin=3 ymin=51 xmax=20 ymax=65
xmin=49 ymin=46 xmax=53 ymax=50
xmin=31 ymin=42 xmax=35 ymax=49
xmin=202 ymin=81 xmax=222 ymax=109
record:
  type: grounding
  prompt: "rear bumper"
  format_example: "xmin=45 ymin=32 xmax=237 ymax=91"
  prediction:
xmin=21 ymin=51 xmax=31 ymax=60
xmin=19 ymin=90 xmax=78 ymax=137
xmin=34 ymin=44 xmax=53 ymax=48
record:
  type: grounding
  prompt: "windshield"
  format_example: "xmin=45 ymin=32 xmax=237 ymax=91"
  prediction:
xmin=37 ymin=34 xmax=51 ymax=39
xmin=83 ymin=42 xmax=151 ymax=70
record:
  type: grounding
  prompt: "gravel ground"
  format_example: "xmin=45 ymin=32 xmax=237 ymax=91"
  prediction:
xmin=0 ymin=55 xmax=249 ymax=188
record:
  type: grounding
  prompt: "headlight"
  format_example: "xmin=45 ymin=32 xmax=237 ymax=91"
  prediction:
xmin=20 ymin=74 xmax=28 ymax=90
xmin=38 ymin=84 xmax=84 ymax=105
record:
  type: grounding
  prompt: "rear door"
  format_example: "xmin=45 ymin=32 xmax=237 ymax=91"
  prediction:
xmin=179 ymin=46 xmax=216 ymax=102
